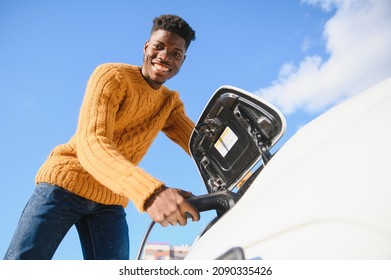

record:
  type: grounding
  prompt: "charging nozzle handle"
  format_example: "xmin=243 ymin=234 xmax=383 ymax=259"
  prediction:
xmin=137 ymin=190 xmax=240 ymax=259
xmin=186 ymin=190 xmax=240 ymax=215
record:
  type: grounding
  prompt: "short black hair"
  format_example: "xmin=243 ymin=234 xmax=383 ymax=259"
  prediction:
xmin=151 ymin=14 xmax=196 ymax=50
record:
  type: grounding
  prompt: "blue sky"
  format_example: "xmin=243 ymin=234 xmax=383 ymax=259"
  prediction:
xmin=1 ymin=0 xmax=390 ymax=260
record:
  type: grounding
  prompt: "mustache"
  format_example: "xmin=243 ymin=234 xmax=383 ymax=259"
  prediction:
xmin=151 ymin=58 xmax=171 ymax=67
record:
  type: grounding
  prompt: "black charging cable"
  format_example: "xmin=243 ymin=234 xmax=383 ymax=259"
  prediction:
xmin=136 ymin=221 xmax=156 ymax=260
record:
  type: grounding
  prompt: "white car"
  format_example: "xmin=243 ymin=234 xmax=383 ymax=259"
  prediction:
xmin=184 ymin=76 xmax=391 ymax=260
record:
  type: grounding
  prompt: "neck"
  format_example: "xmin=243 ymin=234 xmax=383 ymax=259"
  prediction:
xmin=139 ymin=67 xmax=163 ymax=90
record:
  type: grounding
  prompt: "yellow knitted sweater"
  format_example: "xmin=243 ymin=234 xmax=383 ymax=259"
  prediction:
xmin=35 ymin=63 xmax=195 ymax=211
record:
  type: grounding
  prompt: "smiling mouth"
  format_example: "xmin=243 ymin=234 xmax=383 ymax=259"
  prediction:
xmin=152 ymin=61 xmax=172 ymax=72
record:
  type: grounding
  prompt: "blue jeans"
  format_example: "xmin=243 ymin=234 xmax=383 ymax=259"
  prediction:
xmin=4 ymin=183 xmax=129 ymax=260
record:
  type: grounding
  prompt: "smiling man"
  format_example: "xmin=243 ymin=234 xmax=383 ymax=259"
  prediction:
xmin=4 ymin=15 xmax=199 ymax=260
xmin=142 ymin=29 xmax=187 ymax=89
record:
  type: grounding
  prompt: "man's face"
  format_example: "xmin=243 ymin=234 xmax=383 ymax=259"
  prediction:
xmin=142 ymin=29 xmax=187 ymax=89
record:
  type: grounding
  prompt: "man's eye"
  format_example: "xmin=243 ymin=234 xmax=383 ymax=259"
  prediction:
xmin=153 ymin=44 xmax=163 ymax=50
xmin=173 ymin=52 xmax=183 ymax=59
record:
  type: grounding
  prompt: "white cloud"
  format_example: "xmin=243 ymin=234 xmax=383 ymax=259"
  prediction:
xmin=255 ymin=0 xmax=391 ymax=114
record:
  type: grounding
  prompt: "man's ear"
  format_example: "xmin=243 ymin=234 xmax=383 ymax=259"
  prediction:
xmin=143 ymin=40 xmax=149 ymax=53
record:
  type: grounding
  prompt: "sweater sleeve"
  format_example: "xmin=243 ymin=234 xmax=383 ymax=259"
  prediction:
xmin=76 ymin=64 xmax=164 ymax=211
xmin=162 ymin=95 xmax=195 ymax=155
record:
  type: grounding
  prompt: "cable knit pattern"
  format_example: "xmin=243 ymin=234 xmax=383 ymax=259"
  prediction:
xmin=35 ymin=63 xmax=195 ymax=211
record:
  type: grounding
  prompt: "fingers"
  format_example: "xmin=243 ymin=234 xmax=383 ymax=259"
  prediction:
xmin=175 ymin=209 xmax=188 ymax=226
xmin=145 ymin=187 xmax=200 ymax=227
xmin=155 ymin=209 xmax=188 ymax=227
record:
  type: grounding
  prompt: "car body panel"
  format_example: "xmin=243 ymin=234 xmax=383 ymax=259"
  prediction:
xmin=186 ymin=76 xmax=391 ymax=259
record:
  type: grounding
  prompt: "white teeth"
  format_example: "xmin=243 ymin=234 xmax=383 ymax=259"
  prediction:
xmin=154 ymin=63 xmax=169 ymax=72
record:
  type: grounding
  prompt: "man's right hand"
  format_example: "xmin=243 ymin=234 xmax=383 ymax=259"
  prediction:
xmin=145 ymin=187 xmax=200 ymax=227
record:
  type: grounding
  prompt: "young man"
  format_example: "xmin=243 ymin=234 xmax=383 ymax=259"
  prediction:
xmin=4 ymin=14 xmax=200 ymax=260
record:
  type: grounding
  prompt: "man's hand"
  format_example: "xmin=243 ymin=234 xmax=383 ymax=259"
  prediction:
xmin=145 ymin=187 xmax=200 ymax=227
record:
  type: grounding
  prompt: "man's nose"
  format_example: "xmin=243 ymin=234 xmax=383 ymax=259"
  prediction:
xmin=157 ymin=49 xmax=170 ymax=61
